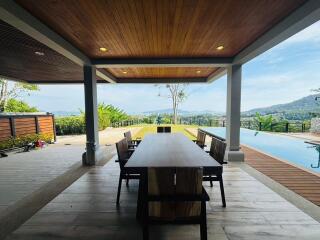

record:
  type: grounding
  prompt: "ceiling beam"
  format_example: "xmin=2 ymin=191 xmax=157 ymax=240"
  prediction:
xmin=233 ymin=0 xmax=320 ymax=65
xmin=116 ymin=77 xmax=207 ymax=84
xmin=92 ymin=57 xmax=233 ymax=68
xmin=26 ymin=80 xmax=111 ymax=84
xmin=207 ymin=68 xmax=227 ymax=83
xmin=0 ymin=0 xmax=114 ymax=83
xmin=95 ymin=69 xmax=116 ymax=83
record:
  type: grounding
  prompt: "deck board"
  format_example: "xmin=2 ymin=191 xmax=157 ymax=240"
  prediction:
xmin=243 ymin=146 xmax=320 ymax=206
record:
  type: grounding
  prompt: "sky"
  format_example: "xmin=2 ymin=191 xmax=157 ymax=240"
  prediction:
xmin=22 ymin=20 xmax=320 ymax=114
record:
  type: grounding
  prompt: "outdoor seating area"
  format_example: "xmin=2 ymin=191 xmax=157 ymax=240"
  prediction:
xmin=0 ymin=0 xmax=320 ymax=239
xmin=116 ymin=130 xmax=231 ymax=239
xmin=4 ymin=150 xmax=320 ymax=240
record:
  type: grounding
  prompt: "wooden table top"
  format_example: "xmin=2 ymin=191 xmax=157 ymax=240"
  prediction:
xmin=125 ymin=133 xmax=222 ymax=169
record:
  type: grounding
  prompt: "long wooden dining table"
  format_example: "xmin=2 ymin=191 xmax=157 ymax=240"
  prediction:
xmin=125 ymin=133 xmax=222 ymax=220
xmin=125 ymin=132 xmax=222 ymax=169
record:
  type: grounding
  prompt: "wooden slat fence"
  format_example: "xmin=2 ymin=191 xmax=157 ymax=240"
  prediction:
xmin=0 ymin=113 xmax=56 ymax=142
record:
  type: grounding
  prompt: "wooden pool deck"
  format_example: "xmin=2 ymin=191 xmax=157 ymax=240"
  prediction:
xmin=243 ymin=146 xmax=320 ymax=207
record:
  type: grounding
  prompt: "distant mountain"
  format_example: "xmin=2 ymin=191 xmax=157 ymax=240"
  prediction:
xmin=243 ymin=94 xmax=320 ymax=116
xmin=142 ymin=109 xmax=224 ymax=116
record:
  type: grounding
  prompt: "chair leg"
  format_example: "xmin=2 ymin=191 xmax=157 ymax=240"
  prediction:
xmin=210 ymin=175 xmax=213 ymax=187
xmin=219 ymin=175 xmax=226 ymax=208
xmin=116 ymin=174 xmax=122 ymax=205
xmin=126 ymin=178 xmax=129 ymax=187
xmin=143 ymin=224 xmax=149 ymax=240
xmin=200 ymin=200 xmax=207 ymax=240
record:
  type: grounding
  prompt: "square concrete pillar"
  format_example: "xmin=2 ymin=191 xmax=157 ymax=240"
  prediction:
xmin=225 ymin=65 xmax=244 ymax=162
xmin=83 ymin=65 xmax=100 ymax=165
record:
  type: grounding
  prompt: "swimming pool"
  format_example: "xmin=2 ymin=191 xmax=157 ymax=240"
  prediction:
xmin=201 ymin=127 xmax=320 ymax=174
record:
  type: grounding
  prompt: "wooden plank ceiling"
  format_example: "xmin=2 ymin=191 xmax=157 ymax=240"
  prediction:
xmin=1 ymin=0 xmax=307 ymax=83
xmin=107 ymin=67 xmax=218 ymax=78
xmin=0 ymin=20 xmax=84 ymax=83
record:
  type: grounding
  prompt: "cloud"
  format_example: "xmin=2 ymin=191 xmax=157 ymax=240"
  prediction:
xmin=241 ymin=70 xmax=320 ymax=111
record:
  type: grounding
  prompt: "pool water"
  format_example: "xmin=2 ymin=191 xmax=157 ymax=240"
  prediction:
xmin=201 ymin=127 xmax=320 ymax=173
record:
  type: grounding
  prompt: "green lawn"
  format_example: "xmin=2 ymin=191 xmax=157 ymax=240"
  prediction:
xmin=130 ymin=124 xmax=198 ymax=140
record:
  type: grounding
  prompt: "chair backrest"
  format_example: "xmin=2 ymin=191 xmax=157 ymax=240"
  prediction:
xmin=157 ymin=126 xmax=171 ymax=133
xmin=124 ymin=131 xmax=132 ymax=142
xmin=209 ymin=137 xmax=227 ymax=165
xmin=157 ymin=126 xmax=164 ymax=133
xmin=196 ymin=130 xmax=206 ymax=146
xmin=164 ymin=126 xmax=171 ymax=133
xmin=148 ymin=167 xmax=203 ymax=219
xmin=148 ymin=168 xmax=175 ymax=219
xmin=116 ymin=138 xmax=130 ymax=169
xmin=176 ymin=168 xmax=203 ymax=217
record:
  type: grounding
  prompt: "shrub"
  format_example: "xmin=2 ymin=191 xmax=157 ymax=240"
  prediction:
xmin=55 ymin=104 xmax=130 ymax=135
xmin=0 ymin=133 xmax=54 ymax=151
xmin=55 ymin=116 xmax=85 ymax=135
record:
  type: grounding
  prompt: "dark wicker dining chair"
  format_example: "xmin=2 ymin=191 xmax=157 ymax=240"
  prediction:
xmin=157 ymin=126 xmax=171 ymax=133
xmin=142 ymin=167 xmax=209 ymax=240
xmin=192 ymin=130 xmax=207 ymax=149
xmin=124 ymin=131 xmax=141 ymax=149
xmin=203 ymin=137 xmax=227 ymax=207
xmin=115 ymin=138 xmax=140 ymax=205
xmin=157 ymin=126 xmax=164 ymax=133
xmin=164 ymin=126 xmax=171 ymax=133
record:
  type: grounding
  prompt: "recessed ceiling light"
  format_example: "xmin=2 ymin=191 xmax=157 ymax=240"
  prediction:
xmin=123 ymin=71 xmax=127 ymax=74
xmin=196 ymin=70 xmax=201 ymax=74
xmin=35 ymin=51 xmax=44 ymax=56
xmin=99 ymin=47 xmax=108 ymax=52
xmin=216 ymin=45 xmax=224 ymax=51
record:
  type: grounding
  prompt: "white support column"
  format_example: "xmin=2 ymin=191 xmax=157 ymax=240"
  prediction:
xmin=83 ymin=65 xmax=100 ymax=165
xmin=225 ymin=64 xmax=244 ymax=162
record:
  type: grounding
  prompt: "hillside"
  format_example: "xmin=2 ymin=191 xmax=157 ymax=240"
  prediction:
xmin=243 ymin=94 xmax=320 ymax=117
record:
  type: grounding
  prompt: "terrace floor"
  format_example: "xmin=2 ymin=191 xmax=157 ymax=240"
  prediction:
xmin=0 ymin=127 xmax=140 ymax=239
xmin=4 ymin=157 xmax=320 ymax=240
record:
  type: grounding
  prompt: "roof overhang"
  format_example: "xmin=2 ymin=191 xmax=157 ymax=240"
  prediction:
xmin=0 ymin=0 xmax=319 ymax=84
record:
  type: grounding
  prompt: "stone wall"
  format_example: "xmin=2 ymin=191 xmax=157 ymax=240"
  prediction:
xmin=310 ymin=118 xmax=320 ymax=133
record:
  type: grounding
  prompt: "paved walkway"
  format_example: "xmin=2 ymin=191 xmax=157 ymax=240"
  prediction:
xmin=5 ymin=159 xmax=320 ymax=240
xmin=57 ymin=126 xmax=142 ymax=145
xmin=279 ymin=132 xmax=320 ymax=142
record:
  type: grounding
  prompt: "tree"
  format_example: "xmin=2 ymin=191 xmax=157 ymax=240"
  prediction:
xmin=157 ymin=84 xmax=188 ymax=124
xmin=254 ymin=112 xmax=274 ymax=130
xmin=5 ymin=99 xmax=38 ymax=112
xmin=0 ymin=78 xmax=39 ymax=112
xmin=80 ymin=103 xmax=129 ymax=130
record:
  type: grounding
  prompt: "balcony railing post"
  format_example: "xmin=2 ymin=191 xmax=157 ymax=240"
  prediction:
xmin=285 ymin=123 xmax=289 ymax=132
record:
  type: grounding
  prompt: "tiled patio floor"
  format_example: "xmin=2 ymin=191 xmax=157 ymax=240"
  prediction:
xmin=0 ymin=144 xmax=84 ymax=212
xmin=5 ymin=158 xmax=320 ymax=240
